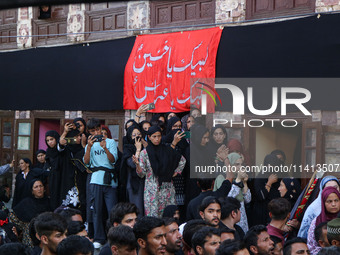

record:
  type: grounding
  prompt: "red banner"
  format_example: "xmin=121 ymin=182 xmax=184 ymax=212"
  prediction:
xmin=124 ymin=27 xmax=222 ymax=113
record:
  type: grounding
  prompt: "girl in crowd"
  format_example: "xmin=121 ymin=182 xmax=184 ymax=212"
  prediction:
xmin=134 ymin=126 xmax=186 ymax=217
xmin=299 ymin=176 xmax=340 ymax=238
xmin=307 ymin=186 xmax=340 ymax=254
xmin=12 ymin=158 xmax=43 ymax=208
xmin=11 ymin=179 xmax=50 ymax=247
xmin=121 ymin=125 xmax=145 ymax=215
xmin=101 ymin=125 xmax=112 ymax=139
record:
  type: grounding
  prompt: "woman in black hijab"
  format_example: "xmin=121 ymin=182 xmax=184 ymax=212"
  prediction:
xmin=135 ymin=126 xmax=186 ymax=217
xmin=123 ymin=119 xmax=139 ymax=145
xmin=207 ymin=124 xmax=228 ymax=164
xmin=120 ymin=125 xmax=145 ymax=215
xmin=12 ymin=158 xmax=43 ymax=208
xmin=10 ymin=179 xmax=51 ymax=247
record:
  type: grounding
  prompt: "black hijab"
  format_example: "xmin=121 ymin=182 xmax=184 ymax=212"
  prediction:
xmin=208 ymin=124 xmax=228 ymax=153
xmin=13 ymin=179 xmax=50 ymax=222
xmin=190 ymin=124 xmax=214 ymax=168
xmin=163 ymin=117 xmax=188 ymax=155
xmin=146 ymin=126 xmax=182 ymax=186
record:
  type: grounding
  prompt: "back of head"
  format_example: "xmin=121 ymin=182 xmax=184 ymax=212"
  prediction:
xmin=199 ymin=196 xmax=221 ymax=212
xmin=57 ymin=235 xmax=94 ymax=255
xmin=108 ymin=225 xmax=137 ymax=250
xmin=29 ymin=217 xmax=40 ymax=246
xmin=216 ymin=240 xmax=247 ymax=255
xmin=66 ymin=221 xmax=85 ymax=236
xmin=318 ymin=246 xmax=340 ymax=255
xmin=327 ymin=218 xmax=340 ymax=244
xmin=283 ymin=237 xmax=307 ymax=255
xmin=0 ymin=242 xmax=31 ymax=255
xmin=55 ymin=207 xmax=82 ymax=224
xmin=198 ymin=178 xmax=214 ymax=191
xmin=109 ymin=202 xmax=138 ymax=226
xmin=268 ymin=198 xmax=291 ymax=220
xmin=244 ymin=225 xmax=268 ymax=254
xmin=35 ymin=212 xmax=67 ymax=238
xmin=220 ymin=197 xmax=241 ymax=220
xmin=192 ymin=226 xmax=220 ymax=255
xmin=314 ymin=222 xmax=327 ymax=243
xmin=87 ymin=118 xmax=101 ymax=130
xmin=133 ymin=216 xmax=164 ymax=241
xmin=183 ymin=219 xmax=208 ymax=249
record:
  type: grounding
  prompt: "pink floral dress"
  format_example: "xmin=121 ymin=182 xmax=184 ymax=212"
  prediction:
xmin=138 ymin=148 xmax=186 ymax=217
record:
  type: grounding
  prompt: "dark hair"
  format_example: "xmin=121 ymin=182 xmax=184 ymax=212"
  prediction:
xmin=244 ymin=225 xmax=268 ymax=255
xmin=192 ymin=227 xmax=220 ymax=255
xmin=216 ymin=240 xmax=247 ymax=255
xmin=268 ymin=198 xmax=291 ymax=220
xmin=0 ymin=243 xmax=31 ymax=255
xmin=87 ymin=118 xmax=101 ymax=130
xmin=57 ymin=235 xmax=94 ymax=255
xmin=198 ymin=178 xmax=214 ymax=191
xmin=21 ymin=158 xmax=32 ymax=168
xmin=271 ymin=150 xmax=286 ymax=162
xmin=66 ymin=221 xmax=86 ymax=236
xmin=199 ymin=196 xmax=221 ymax=213
xmin=133 ymin=216 xmax=164 ymax=241
xmin=35 ymin=212 xmax=67 ymax=237
xmin=109 ymin=202 xmax=138 ymax=226
xmin=163 ymin=217 xmax=178 ymax=227
xmin=183 ymin=219 xmax=208 ymax=249
xmin=29 ymin=217 xmax=40 ymax=246
xmin=317 ymin=246 xmax=340 ymax=255
xmin=220 ymin=227 xmax=236 ymax=235
xmin=55 ymin=207 xmax=82 ymax=224
xmin=270 ymin=235 xmax=282 ymax=246
xmin=283 ymin=237 xmax=307 ymax=255
xmin=315 ymin=222 xmax=327 ymax=243
xmin=220 ymin=197 xmax=241 ymax=220
xmin=108 ymin=225 xmax=138 ymax=250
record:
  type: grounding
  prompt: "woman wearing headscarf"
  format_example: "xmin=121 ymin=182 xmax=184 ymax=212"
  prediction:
xmin=278 ymin=178 xmax=301 ymax=209
xmin=214 ymin=152 xmax=251 ymax=233
xmin=208 ymin=125 xmax=229 ymax=164
xmin=12 ymin=158 xmax=43 ymax=208
xmin=135 ymin=126 xmax=186 ymax=217
xmin=45 ymin=130 xmax=61 ymax=210
xmin=307 ymin=186 xmax=340 ymax=254
xmin=227 ymin=139 xmax=251 ymax=167
xmin=73 ymin=117 xmax=88 ymax=148
xmin=123 ymin=119 xmax=139 ymax=146
xmin=33 ymin=149 xmax=46 ymax=169
xmin=298 ymin=176 xmax=340 ymax=239
xmin=252 ymin=154 xmax=283 ymax=226
xmin=120 ymin=125 xmax=145 ymax=215
xmin=10 ymin=179 xmax=50 ymax=247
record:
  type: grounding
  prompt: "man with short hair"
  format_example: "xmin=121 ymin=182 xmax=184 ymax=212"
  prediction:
xmin=327 ymin=218 xmax=340 ymax=247
xmin=244 ymin=225 xmax=274 ymax=255
xmin=199 ymin=196 xmax=221 ymax=227
xmin=84 ymin=118 xmax=119 ymax=248
xmin=267 ymin=198 xmax=291 ymax=244
xmin=216 ymin=240 xmax=250 ymax=255
xmin=163 ymin=218 xmax=183 ymax=255
xmin=314 ymin=222 xmax=329 ymax=251
xmin=133 ymin=216 xmax=167 ymax=255
xmin=219 ymin=197 xmax=244 ymax=240
xmin=57 ymin=235 xmax=94 ymax=255
xmin=108 ymin=225 xmax=137 ymax=255
xmin=283 ymin=238 xmax=310 ymax=255
xmin=220 ymin=228 xmax=235 ymax=242
xmin=191 ymin=226 xmax=221 ymax=255
xmin=35 ymin=212 xmax=67 ymax=255
xmin=109 ymin=202 xmax=139 ymax=228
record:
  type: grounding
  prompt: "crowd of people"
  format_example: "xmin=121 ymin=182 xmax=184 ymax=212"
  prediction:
xmin=0 ymin=105 xmax=339 ymax=255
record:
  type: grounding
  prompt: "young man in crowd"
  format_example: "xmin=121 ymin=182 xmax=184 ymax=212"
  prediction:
xmin=267 ymin=198 xmax=291 ymax=244
xmin=270 ymin=236 xmax=283 ymax=255
xmin=219 ymin=197 xmax=245 ymax=241
xmin=314 ymin=222 xmax=329 ymax=251
xmin=191 ymin=226 xmax=221 ymax=255
xmin=187 ymin=178 xmax=231 ymax=221
xmin=133 ymin=216 xmax=167 ymax=255
xmin=216 ymin=240 xmax=250 ymax=255
xmin=164 ymin=218 xmax=183 ymax=255
xmin=35 ymin=212 xmax=67 ymax=255
xmin=100 ymin=202 xmax=139 ymax=255
xmin=244 ymin=225 xmax=274 ymax=255
xmin=199 ymin=196 xmax=222 ymax=228
xmin=283 ymin=238 xmax=310 ymax=255
xmin=220 ymin=228 xmax=235 ymax=242
xmin=84 ymin=118 xmax=119 ymax=249
xmin=326 ymin=218 xmax=340 ymax=247
xmin=57 ymin=235 xmax=94 ymax=255
xmin=108 ymin=225 xmax=138 ymax=255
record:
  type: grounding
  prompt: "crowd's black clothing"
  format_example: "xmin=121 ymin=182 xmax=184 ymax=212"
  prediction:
xmin=12 ymin=169 xmax=43 ymax=208
xmin=186 ymin=180 xmax=231 ymax=221
xmin=219 ymin=221 xmax=245 ymax=241
xmin=13 ymin=196 xmax=51 ymax=223
xmin=45 ymin=145 xmax=61 ymax=210
xmin=98 ymin=243 xmax=110 ymax=255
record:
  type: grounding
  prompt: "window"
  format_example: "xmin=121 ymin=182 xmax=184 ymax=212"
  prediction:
xmin=0 ymin=9 xmax=17 ymax=50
